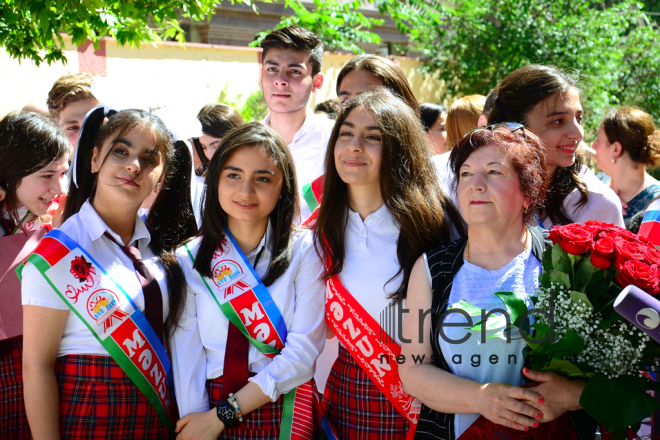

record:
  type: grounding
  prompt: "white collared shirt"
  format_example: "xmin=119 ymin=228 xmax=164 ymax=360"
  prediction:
xmin=337 ymin=204 xmax=406 ymax=342
xmin=171 ymin=226 xmax=326 ymax=416
xmin=542 ymin=165 xmax=624 ymax=229
xmin=21 ymin=200 xmax=169 ymax=357
xmin=264 ymin=112 xmax=335 ymax=221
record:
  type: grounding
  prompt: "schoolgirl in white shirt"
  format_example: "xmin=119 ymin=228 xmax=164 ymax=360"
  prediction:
xmin=0 ymin=112 xmax=70 ymax=440
xmin=314 ymin=88 xmax=465 ymax=440
xmin=21 ymin=107 xmax=197 ymax=439
xmin=172 ymin=122 xmax=326 ymax=440
xmin=487 ymin=64 xmax=624 ymax=229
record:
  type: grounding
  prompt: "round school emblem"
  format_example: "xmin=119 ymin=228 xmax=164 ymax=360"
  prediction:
xmin=87 ymin=289 xmax=128 ymax=332
xmin=212 ymin=260 xmax=249 ymax=298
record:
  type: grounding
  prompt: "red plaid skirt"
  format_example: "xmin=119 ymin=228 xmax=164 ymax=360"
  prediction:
xmin=55 ymin=354 xmax=170 ymax=440
xmin=0 ymin=336 xmax=30 ymax=439
xmin=323 ymin=344 xmax=409 ymax=440
xmin=206 ymin=376 xmax=322 ymax=440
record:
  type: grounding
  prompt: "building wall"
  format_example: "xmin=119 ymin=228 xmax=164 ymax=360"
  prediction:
xmin=0 ymin=37 xmax=446 ymax=118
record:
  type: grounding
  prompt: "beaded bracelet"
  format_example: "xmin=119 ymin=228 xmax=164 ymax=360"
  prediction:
xmin=227 ymin=393 xmax=244 ymax=423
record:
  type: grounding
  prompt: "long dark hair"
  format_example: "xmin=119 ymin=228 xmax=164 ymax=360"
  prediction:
xmin=315 ymin=88 xmax=465 ymax=301
xmin=63 ymin=107 xmax=197 ymax=335
xmin=193 ymin=122 xmax=299 ymax=286
xmin=488 ymin=64 xmax=588 ymax=225
xmin=0 ymin=111 xmax=70 ymax=233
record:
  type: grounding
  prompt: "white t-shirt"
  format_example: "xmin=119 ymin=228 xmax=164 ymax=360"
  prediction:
xmin=429 ymin=246 xmax=541 ymax=438
xmin=21 ymin=200 xmax=169 ymax=357
xmin=542 ymin=165 xmax=624 ymax=228
xmin=264 ymin=112 xmax=335 ymax=221
xmin=171 ymin=226 xmax=326 ymax=416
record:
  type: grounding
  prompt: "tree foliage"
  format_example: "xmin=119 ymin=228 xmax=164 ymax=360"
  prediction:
xmin=251 ymin=0 xmax=383 ymax=53
xmin=0 ymin=0 xmax=228 ymax=65
xmin=374 ymin=0 xmax=660 ymax=135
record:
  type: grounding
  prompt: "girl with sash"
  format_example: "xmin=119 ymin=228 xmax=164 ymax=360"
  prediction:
xmin=315 ymin=88 xmax=465 ymax=440
xmin=1 ymin=112 xmax=70 ymax=440
xmin=171 ymin=122 xmax=326 ymax=440
xmin=21 ymin=107 xmax=196 ymax=439
xmin=487 ymin=64 xmax=624 ymax=228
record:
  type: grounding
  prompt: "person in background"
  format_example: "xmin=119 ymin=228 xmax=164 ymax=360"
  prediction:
xmin=336 ymin=54 xmax=419 ymax=116
xmin=488 ymin=64 xmax=624 ymax=228
xmin=195 ymin=103 xmax=244 ymax=170
xmin=477 ymin=91 xmax=497 ymax=127
xmin=259 ymin=26 xmax=335 ymax=222
xmin=317 ymin=88 xmax=464 ymax=440
xmin=591 ymin=107 xmax=660 ymax=230
xmin=420 ymin=103 xmax=448 ymax=155
xmin=46 ymin=73 xmax=100 ymax=149
xmin=1 ymin=112 xmax=70 ymax=440
xmin=446 ymin=94 xmax=486 ymax=150
xmin=314 ymin=99 xmax=339 ymax=119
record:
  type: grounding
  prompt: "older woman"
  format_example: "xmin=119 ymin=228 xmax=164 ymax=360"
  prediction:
xmin=399 ymin=125 xmax=596 ymax=439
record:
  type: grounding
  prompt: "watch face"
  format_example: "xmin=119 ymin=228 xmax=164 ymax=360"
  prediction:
xmin=218 ymin=406 xmax=234 ymax=420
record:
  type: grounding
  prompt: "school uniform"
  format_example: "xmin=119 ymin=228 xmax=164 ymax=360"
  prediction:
xmin=1 ymin=206 xmax=45 ymax=440
xmin=21 ymin=200 xmax=170 ymax=439
xmin=171 ymin=225 xmax=326 ymax=439
xmin=322 ymin=205 xmax=411 ymax=440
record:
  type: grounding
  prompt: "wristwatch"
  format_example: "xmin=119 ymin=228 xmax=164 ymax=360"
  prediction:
xmin=216 ymin=399 xmax=237 ymax=428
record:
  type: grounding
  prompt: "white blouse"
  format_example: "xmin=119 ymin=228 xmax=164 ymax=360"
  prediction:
xmin=542 ymin=165 xmax=624 ymax=228
xmin=21 ymin=200 xmax=169 ymax=357
xmin=315 ymin=205 xmax=404 ymax=391
xmin=171 ymin=226 xmax=326 ymax=416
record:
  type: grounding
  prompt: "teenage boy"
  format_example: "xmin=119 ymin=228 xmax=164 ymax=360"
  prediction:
xmin=46 ymin=73 xmax=100 ymax=149
xmin=260 ymin=26 xmax=335 ymax=221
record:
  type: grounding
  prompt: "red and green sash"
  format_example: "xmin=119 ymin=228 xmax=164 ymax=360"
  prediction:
xmin=184 ymin=227 xmax=315 ymax=439
xmin=325 ymin=275 xmax=421 ymax=439
xmin=302 ymin=175 xmax=324 ymax=214
xmin=17 ymin=229 xmax=176 ymax=437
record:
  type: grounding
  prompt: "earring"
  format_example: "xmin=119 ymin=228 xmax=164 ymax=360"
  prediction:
xmin=91 ymin=167 xmax=96 ymax=173
xmin=279 ymin=194 xmax=282 ymax=199
xmin=523 ymin=205 xmax=529 ymax=214
xmin=612 ymin=158 xmax=616 ymax=164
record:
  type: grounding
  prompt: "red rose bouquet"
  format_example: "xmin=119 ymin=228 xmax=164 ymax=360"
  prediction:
xmin=527 ymin=221 xmax=660 ymax=438
xmin=456 ymin=222 xmax=660 ymax=440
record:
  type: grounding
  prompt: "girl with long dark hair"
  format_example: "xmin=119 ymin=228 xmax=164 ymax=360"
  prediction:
xmin=21 ymin=107 xmax=196 ymax=439
xmin=171 ymin=122 xmax=326 ymax=440
xmin=488 ymin=64 xmax=623 ymax=228
xmin=316 ymin=88 xmax=465 ymax=439
xmin=1 ymin=111 xmax=70 ymax=440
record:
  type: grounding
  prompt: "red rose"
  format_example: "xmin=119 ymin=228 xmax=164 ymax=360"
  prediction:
xmin=548 ymin=224 xmax=594 ymax=255
xmin=70 ymin=256 xmax=92 ymax=282
xmin=590 ymin=235 xmax=616 ymax=269
xmin=614 ymin=238 xmax=646 ymax=268
xmin=642 ymin=244 xmax=660 ymax=266
xmin=616 ymin=260 xmax=660 ymax=294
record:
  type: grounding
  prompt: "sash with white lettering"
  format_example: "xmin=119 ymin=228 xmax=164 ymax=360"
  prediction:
xmin=326 ymin=275 xmax=421 ymax=439
xmin=16 ymin=230 xmax=176 ymax=437
xmin=184 ymin=226 xmax=315 ymax=439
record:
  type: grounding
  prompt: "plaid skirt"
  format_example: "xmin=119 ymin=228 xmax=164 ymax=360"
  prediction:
xmin=206 ymin=376 xmax=322 ymax=440
xmin=0 ymin=336 xmax=30 ymax=439
xmin=55 ymin=354 xmax=170 ymax=440
xmin=323 ymin=344 xmax=409 ymax=440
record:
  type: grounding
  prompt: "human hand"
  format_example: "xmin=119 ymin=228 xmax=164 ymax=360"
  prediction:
xmin=175 ymin=409 xmax=224 ymax=440
xmin=522 ymin=368 xmax=585 ymax=422
xmin=475 ymin=382 xmax=544 ymax=431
